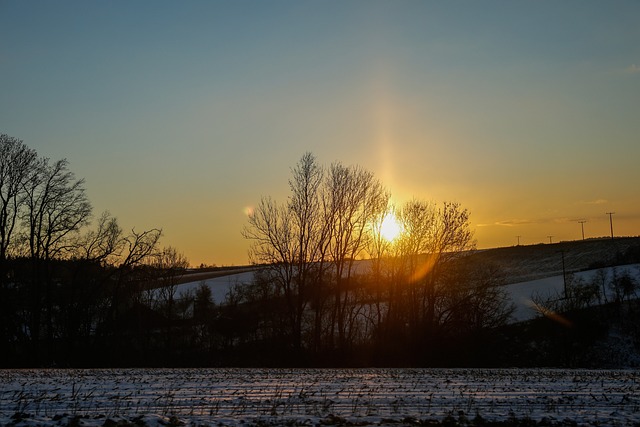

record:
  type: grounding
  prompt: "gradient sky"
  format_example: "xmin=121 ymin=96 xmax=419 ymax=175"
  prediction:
xmin=2 ymin=1 xmax=639 ymax=266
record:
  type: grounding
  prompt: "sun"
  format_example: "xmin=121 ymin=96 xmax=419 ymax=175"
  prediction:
xmin=380 ymin=212 xmax=403 ymax=242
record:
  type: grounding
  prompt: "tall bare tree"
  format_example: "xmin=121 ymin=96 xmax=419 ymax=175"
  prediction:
xmin=243 ymin=153 xmax=328 ymax=349
xmin=21 ymin=158 xmax=92 ymax=261
xmin=18 ymin=157 xmax=91 ymax=360
xmin=324 ymin=162 xmax=389 ymax=351
xmin=0 ymin=134 xmax=38 ymax=264
xmin=364 ymin=203 xmax=400 ymax=342
xmin=390 ymin=200 xmax=476 ymax=346
xmin=0 ymin=135 xmax=39 ymax=355
xmin=242 ymin=154 xmax=503 ymax=358
xmin=243 ymin=195 xmax=298 ymax=342
xmin=287 ymin=152 xmax=327 ymax=349
xmin=421 ymin=201 xmax=475 ymax=331
xmin=395 ymin=199 xmax=437 ymax=331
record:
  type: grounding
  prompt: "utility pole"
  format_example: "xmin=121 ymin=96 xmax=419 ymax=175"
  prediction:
xmin=516 ymin=235 xmax=521 ymax=246
xmin=578 ymin=220 xmax=586 ymax=240
xmin=606 ymin=212 xmax=615 ymax=239
xmin=560 ymin=250 xmax=567 ymax=299
xmin=547 ymin=235 xmax=553 ymax=244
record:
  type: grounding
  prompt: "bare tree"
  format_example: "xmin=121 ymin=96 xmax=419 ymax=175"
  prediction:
xmin=152 ymin=246 xmax=189 ymax=356
xmin=244 ymin=154 xmax=390 ymax=351
xmin=243 ymin=153 xmax=327 ymax=349
xmin=364 ymin=203 xmax=395 ymax=338
xmin=324 ymin=162 xmax=389 ymax=351
xmin=0 ymin=135 xmax=38 ymax=354
xmin=374 ymin=200 xmax=477 ymax=347
xmin=395 ymin=199 xmax=437 ymax=331
xmin=119 ymin=227 xmax=162 ymax=269
xmin=287 ymin=152 xmax=327 ymax=349
xmin=0 ymin=134 xmax=38 ymax=264
xmin=419 ymin=201 xmax=475 ymax=335
xmin=75 ymin=211 xmax=123 ymax=264
xmin=610 ymin=269 xmax=638 ymax=304
xmin=18 ymin=157 xmax=92 ymax=359
xmin=194 ymin=282 xmax=214 ymax=321
xmin=155 ymin=245 xmax=190 ymax=313
xmin=436 ymin=262 xmax=514 ymax=335
xmin=103 ymin=227 xmax=162 ymax=325
xmin=243 ymin=154 xmax=498 ymax=358
xmin=244 ymin=197 xmax=294 ymax=265
xmin=21 ymin=158 xmax=92 ymax=261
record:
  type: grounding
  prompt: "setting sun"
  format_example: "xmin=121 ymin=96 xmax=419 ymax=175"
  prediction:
xmin=380 ymin=212 xmax=403 ymax=242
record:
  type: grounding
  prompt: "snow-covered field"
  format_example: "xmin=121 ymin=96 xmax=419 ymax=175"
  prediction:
xmin=157 ymin=272 xmax=255 ymax=305
xmin=506 ymin=264 xmax=640 ymax=322
xmin=1 ymin=368 xmax=639 ymax=426
xmin=168 ymin=264 xmax=640 ymax=324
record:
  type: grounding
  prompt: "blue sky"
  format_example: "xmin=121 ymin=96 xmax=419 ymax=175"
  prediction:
xmin=2 ymin=1 xmax=639 ymax=265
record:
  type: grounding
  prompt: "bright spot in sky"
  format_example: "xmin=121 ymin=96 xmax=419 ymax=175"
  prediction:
xmin=380 ymin=212 xmax=403 ymax=242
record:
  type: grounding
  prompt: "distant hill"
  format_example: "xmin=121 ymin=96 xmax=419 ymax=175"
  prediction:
xmin=174 ymin=237 xmax=640 ymax=289
xmin=468 ymin=236 xmax=640 ymax=284
xmin=177 ymin=265 xmax=257 ymax=286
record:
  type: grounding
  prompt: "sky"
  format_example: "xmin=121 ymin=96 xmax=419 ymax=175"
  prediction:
xmin=1 ymin=1 xmax=639 ymax=267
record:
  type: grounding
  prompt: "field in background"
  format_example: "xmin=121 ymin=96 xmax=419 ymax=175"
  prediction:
xmin=170 ymin=237 xmax=640 ymax=323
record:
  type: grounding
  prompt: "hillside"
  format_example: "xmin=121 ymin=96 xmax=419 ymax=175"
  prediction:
xmin=169 ymin=237 xmax=640 ymax=304
xmin=467 ymin=236 xmax=640 ymax=283
xmin=177 ymin=237 xmax=640 ymax=287
xmin=177 ymin=265 xmax=256 ymax=285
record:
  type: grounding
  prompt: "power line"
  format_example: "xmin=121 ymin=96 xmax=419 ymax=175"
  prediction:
xmin=559 ymin=250 xmax=567 ymax=299
xmin=578 ymin=220 xmax=586 ymax=240
xmin=606 ymin=212 xmax=615 ymax=239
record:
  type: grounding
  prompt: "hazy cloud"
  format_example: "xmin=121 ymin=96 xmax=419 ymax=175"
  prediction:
xmin=625 ymin=64 xmax=640 ymax=74
xmin=477 ymin=219 xmax=535 ymax=227
xmin=478 ymin=216 xmax=587 ymax=227
xmin=580 ymin=199 xmax=608 ymax=205
xmin=552 ymin=217 xmax=580 ymax=224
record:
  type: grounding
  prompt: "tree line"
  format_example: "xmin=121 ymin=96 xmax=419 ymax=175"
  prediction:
xmin=0 ymin=134 xmax=188 ymax=366
xmin=1 ymin=135 xmax=514 ymax=367
xmin=239 ymin=153 xmax=514 ymax=365
xmin=236 ymin=154 xmax=640 ymax=366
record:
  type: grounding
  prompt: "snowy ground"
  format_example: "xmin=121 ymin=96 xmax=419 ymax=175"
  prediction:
xmin=506 ymin=263 xmax=640 ymax=322
xmin=154 ymin=271 xmax=255 ymax=304
xmin=166 ymin=264 xmax=640 ymax=324
xmin=1 ymin=368 xmax=640 ymax=426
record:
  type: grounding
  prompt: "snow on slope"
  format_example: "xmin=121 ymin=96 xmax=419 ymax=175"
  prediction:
xmin=166 ymin=263 xmax=640 ymax=324
xmin=154 ymin=271 xmax=254 ymax=304
xmin=505 ymin=263 xmax=640 ymax=322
